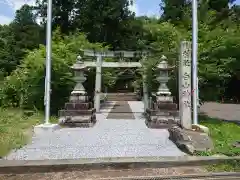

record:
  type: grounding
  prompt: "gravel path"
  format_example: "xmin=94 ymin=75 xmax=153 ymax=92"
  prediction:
xmin=5 ymin=101 xmax=185 ymax=160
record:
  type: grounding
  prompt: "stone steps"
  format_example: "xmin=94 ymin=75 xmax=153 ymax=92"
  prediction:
xmin=107 ymin=93 xmax=138 ymax=101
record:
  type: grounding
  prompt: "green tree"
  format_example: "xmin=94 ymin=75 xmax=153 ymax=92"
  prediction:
xmin=160 ymin=0 xmax=191 ymax=26
xmin=208 ymin=0 xmax=235 ymax=12
xmin=36 ymin=0 xmax=75 ymax=33
xmin=36 ymin=0 xmax=144 ymax=50
xmin=74 ymin=0 xmax=135 ymax=49
xmin=0 ymin=29 xmax=105 ymax=113
xmin=0 ymin=25 xmax=15 ymax=74
xmin=11 ymin=5 xmax=44 ymax=55
xmin=0 ymin=4 xmax=44 ymax=75
xmin=230 ymin=4 xmax=240 ymax=23
xmin=200 ymin=0 xmax=236 ymax=23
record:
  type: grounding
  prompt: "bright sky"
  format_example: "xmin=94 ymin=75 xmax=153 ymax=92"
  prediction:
xmin=0 ymin=0 xmax=240 ymax=25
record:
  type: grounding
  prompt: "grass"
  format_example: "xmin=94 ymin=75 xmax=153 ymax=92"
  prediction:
xmin=0 ymin=108 xmax=57 ymax=157
xmin=205 ymin=160 xmax=240 ymax=172
xmin=200 ymin=115 xmax=240 ymax=156
xmin=199 ymin=115 xmax=240 ymax=171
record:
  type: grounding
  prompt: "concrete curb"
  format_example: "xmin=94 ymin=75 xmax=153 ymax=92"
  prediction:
xmin=0 ymin=156 xmax=239 ymax=174
xmin=98 ymin=172 xmax=240 ymax=180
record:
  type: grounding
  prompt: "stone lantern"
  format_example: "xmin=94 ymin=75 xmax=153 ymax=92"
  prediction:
xmin=145 ymin=55 xmax=179 ymax=129
xmin=70 ymin=55 xmax=88 ymax=102
xmin=156 ymin=55 xmax=174 ymax=103
xmin=59 ymin=55 xmax=96 ymax=127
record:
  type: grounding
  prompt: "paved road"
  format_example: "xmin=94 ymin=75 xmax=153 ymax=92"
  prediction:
xmin=5 ymin=101 xmax=185 ymax=160
xmin=200 ymin=102 xmax=240 ymax=124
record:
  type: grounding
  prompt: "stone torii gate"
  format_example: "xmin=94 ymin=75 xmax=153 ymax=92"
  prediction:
xmin=82 ymin=50 xmax=150 ymax=113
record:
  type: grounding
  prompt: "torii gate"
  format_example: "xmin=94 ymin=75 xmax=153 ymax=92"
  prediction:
xmin=82 ymin=50 xmax=150 ymax=113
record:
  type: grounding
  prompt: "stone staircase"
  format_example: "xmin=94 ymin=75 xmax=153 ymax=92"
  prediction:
xmin=107 ymin=92 xmax=138 ymax=101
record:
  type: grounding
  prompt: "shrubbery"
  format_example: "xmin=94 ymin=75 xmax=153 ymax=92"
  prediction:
xmin=0 ymin=29 xmax=104 ymax=113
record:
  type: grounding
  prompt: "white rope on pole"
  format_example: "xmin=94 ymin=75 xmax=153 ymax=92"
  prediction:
xmin=44 ymin=0 xmax=53 ymax=124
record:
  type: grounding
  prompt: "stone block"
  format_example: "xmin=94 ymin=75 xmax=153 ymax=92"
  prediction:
xmin=149 ymin=116 xmax=170 ymax=122
xmin=59 ymin=114 xmax=96 ymax=127
xmin=168 ymin=126 xmax=214 ymax=154
xmin=146 ymin=109 xmax=177 ymax=117
xmin=58 ymin=109 xmax=96 ymax=116
xmin=145 ymin=119 xmax=178 ymax=129
xmin=145 ymin=106 xmax=181 ymax=130
xmin=145 ymin=113 xmax=181 ymax=129
xmin=146 ymin=121 xmax=171 ymax=129
xmin=68 ymin=115 xmax=92 ymax=123
xmin=58 ymin=81 xmax=96 ymax=128
xmin=65 ymin=102 xmax=92 ymax=110
xmin=192 ymin=124 xmax=209 ymax=134
xmin=69 ymin=95 xmax=89 ymax=102
xmin=64 ymin=121 xmax=96 ymax=128
xmin=156 ymin=96 xmax=173 ymax=103
xmin=156 ymin=102 xmax=177 ymax=110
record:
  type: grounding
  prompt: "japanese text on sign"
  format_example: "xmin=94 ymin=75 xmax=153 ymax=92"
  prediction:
xmin=179 ymin=41 xmax=192 ymax=129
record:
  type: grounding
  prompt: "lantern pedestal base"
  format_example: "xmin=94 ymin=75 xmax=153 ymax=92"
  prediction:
xmin=145 ymin=95 xmax=180 ymax=129
xmin=58 ymin=92 xmax=96 ymax=128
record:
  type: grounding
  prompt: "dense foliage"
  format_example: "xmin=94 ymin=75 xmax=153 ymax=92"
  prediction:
xmin=1 ymin=0 xmax=240 ymax=113
xmin=0 ymin=29 xmax=104 ymax=113
xmin=0 ymin=5 xmax=44 ymax=75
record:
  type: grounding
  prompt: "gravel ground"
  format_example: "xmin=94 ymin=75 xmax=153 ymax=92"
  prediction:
xmin=5 ymin=101 xmax=185 ymax=160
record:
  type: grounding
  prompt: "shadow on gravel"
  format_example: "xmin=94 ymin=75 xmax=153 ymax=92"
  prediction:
xmin=100 ymin=102 xmax=115 ymax=109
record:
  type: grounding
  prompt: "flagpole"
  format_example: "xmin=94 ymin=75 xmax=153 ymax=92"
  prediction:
xmin=44 ymin=0 xmax=53 ymax=124
xmin=192 ymin=0 xmax=198 ymax=125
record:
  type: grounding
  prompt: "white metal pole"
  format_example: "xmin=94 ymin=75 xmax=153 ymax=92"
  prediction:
xmin=94 ymin=55 xmax=102 ymax=113
xmin=192 ymin=0 xmax=198 ymax=124
xmin=44 ymin=0 xmax=53 ymax=124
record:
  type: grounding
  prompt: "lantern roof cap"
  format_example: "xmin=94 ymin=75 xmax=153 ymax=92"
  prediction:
xmin=161 ymin=55 xmax=167 ymax=60
xmin=157 ymin=55 xmax=174 ymax=70
xmin=71 ymin=55 xmax=87 ymax=70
